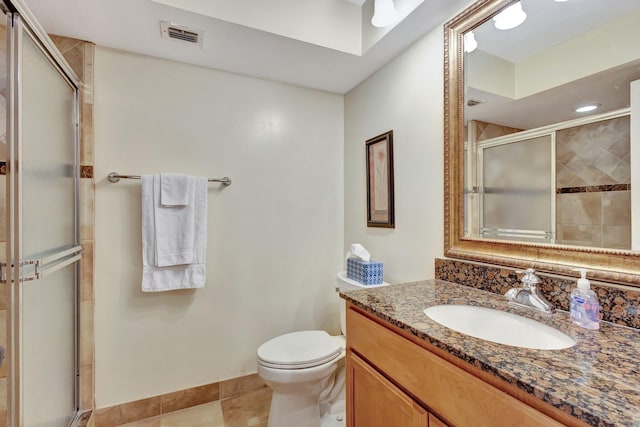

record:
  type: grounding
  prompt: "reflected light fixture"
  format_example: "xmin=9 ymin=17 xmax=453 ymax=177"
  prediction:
xmin=575 ymin=104 xmax=600 ymax=113
xmin=464 ymin=31 xmax=478 ymax=53
xmin=493 ymin=1 xmax=527 ymax=30
xmin=371 ymin=0 xmax=398 ymax=28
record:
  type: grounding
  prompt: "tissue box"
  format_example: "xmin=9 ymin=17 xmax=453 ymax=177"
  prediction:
xmin=347 ymin=258 xmax=383 ymax=285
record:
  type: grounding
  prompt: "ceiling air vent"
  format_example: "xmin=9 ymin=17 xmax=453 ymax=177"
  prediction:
xmin=467 ymin=98 xmax=486 ymax=107
xmin=160 ymin=21 xmax=204 ymax=47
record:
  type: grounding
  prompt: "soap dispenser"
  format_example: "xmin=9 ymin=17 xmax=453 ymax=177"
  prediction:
xmin=570 ymin=268 xmax=600 ymax=330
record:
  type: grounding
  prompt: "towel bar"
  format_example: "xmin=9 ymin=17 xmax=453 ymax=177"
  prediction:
xmin=107 ymin=172 xmax=232 ymax=186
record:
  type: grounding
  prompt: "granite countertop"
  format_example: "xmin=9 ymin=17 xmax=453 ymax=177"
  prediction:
xmin=340 ymin=279 xmax=640 ymax=427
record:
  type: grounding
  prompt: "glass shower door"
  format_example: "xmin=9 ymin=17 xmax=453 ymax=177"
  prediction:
xmin=5 ymin=13 xmax=81 ymax=426
xmin=479 ymin=134 xmax=554 ymax=242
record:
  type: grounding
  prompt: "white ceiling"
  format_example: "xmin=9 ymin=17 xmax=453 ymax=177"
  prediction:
xmin=21 ymin=0 xmax=470 ymax=94
xmin=474 ymin=0 xmax=640 ymax=63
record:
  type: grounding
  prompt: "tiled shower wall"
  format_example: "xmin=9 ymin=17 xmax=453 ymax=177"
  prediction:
xmin=469 ymin=119 xmax=522 ymax=143
xmin=555 ymin=116 xmax=631 ymax=249
xmin=0 ymin=35 xmax=94 ymax=425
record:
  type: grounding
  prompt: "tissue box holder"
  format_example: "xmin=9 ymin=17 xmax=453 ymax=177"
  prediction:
xmin=347 ymin=258 xmax=383 ymax=285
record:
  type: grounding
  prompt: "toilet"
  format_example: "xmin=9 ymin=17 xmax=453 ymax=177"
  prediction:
xmin=257 ymin=271 xmax=390 ymax=427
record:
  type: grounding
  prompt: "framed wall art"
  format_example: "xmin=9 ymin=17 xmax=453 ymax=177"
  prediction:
xmin=366 ymin=130 xmax=395 ymax=228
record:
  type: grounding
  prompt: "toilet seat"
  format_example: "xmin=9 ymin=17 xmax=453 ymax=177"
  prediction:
xmin=257 ymin=330 xmax=342 ymax=369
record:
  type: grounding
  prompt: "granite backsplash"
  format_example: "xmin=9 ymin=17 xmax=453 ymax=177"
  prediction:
xmin=435 ymin=258 xmax=640 ymax=330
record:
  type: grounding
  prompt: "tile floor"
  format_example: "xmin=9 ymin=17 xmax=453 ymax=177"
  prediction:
xmin=116 ymin=388 xmax=272 ymax=427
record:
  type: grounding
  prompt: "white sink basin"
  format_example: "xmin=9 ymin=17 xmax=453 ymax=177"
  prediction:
xmin=423 ymin=304 xmax=576 ymax=350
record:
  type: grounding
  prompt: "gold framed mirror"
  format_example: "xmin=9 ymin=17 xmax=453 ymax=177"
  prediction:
xmin=444 ymin=0 xmax=640 ymax=286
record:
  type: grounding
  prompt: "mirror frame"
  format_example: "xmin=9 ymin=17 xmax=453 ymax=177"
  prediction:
xmin=444 ymin=0 xmax=640 ymax=287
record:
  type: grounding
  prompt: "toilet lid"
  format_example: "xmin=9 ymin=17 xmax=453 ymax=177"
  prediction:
xmin=257 ymin=330 xmax=343 ymax=369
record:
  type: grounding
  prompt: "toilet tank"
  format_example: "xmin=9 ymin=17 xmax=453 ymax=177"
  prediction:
xmin=336 ymin=271 xmax=391 ymax=335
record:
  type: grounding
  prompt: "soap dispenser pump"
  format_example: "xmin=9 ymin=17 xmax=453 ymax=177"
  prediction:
xmin=570 ymin=268 xmax=600 ymax=330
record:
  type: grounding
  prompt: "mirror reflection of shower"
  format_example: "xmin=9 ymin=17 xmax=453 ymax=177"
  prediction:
xmin=467 ymin=110 xmax=631 ymax=250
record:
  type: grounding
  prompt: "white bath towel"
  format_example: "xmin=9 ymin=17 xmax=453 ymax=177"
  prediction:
xmin=141 ymin=174 xmax=208 ymax=292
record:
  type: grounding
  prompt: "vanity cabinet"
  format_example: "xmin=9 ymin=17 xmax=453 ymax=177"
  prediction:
xmin=346 ymin=304 xmax=581 ymax=427
xmin=348 ymin=353 xmax=429 ymax=427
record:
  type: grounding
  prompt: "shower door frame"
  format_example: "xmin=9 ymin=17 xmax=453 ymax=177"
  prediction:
xmin=3 ymin=0 xmax=82 ymax=424
xmin=476 ymin=131 xmax=557 ymax=243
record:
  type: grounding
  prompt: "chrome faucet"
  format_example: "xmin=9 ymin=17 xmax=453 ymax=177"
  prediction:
xmin=504 ymin=268 xmax=554 ymax=313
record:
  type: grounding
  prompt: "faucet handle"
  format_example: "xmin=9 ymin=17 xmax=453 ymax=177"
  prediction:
xmin=516 ymin=268 xmax=541 ymax=287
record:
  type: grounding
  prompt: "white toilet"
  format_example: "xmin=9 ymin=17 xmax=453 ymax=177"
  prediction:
xmin=257 ymin=272 xmax=390 ymax=427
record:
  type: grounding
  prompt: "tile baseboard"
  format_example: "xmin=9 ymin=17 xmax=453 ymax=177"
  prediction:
xmin=94 ymin=373 xmax=266 ymax=427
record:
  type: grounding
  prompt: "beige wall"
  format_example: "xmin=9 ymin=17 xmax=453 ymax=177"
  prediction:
xmin=344 ymin=25 xmax=444 ymax=283
xmin=94 ymin=47 xmax=344 ymax=407
xmin=516 ymin=10 xmax=640 ymax=99
xmin=466 ymin=50 xmax=515 ymax=99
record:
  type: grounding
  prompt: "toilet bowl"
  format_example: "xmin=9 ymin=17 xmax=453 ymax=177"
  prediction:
xmin=257 ymin=272 xmax=391 ymax=427
xmin=257 ymin=331 xmax=346 ymax=427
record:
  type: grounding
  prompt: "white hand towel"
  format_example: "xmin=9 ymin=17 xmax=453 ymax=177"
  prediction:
xmin=141 ymin=175 xmax=208 ymax=292
xmin=155 ymin=174 xmax=195 ymax=266
xmin=161 ymin=173 xmax=192 ymax=206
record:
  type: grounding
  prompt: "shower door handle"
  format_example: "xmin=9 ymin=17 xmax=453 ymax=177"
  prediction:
xmin=0 ymin=245 xmax=82 ymax=283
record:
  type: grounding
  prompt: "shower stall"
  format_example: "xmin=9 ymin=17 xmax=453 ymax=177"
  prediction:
xmin=467 ymin=109 xmax=631 ymax=249
xmin=0 ymin=0 xmax=82 ymax=425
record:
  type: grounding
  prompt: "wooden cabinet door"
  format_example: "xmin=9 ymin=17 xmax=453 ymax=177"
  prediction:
xmin=347 ymin=352 xmax=428 ymax=427
xmin=429 ymin=413 xmax=449 ymax=427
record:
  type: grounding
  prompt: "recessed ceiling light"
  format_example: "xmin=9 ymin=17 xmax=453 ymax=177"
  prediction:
xmin=575 ymin=104 xmax=600 ymax=113
xmin=554 ymin=0 xmax=569 ymax=2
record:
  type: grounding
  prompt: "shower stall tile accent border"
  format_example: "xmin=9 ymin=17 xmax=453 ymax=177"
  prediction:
xmin=81 ymin=165 xmax=93 ymax=178
xmin=556 ymin=183 xmax=630 ymax=194
xmin=0 ymin=162 xmax=92 ymax=178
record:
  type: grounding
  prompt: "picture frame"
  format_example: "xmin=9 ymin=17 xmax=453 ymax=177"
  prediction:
xmin=366 ymin=130 xmax=395 ymax=228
